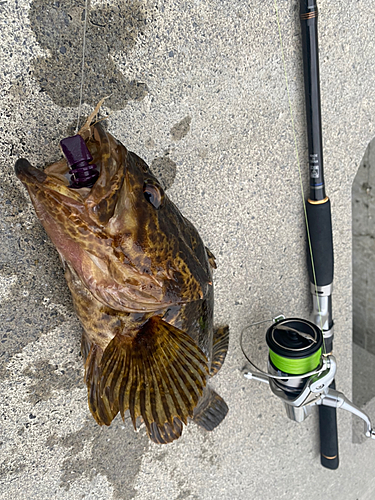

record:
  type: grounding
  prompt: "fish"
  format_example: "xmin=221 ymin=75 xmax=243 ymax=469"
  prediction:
xmin=14 ymin=110 xmax=229 ymax=444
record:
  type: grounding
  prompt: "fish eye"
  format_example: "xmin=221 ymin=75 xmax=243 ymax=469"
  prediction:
xmin=143 ymin=181 xmax=163 ymax=209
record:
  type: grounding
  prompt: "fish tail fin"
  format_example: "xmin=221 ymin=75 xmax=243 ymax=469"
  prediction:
xmin=193 ymin=387 xmax=228 ymax=431
xmin=93 ymin=316 xmax=208 ymax=444
xmin=210 ymin=325 xmax=229 ymax=376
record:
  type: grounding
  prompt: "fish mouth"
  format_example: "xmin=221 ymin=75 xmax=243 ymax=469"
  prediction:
xmin=14 ymin=123 xmax=131 ymax=238
xmin=15 ymin=123 xmax=133 ymax=223
xmin=14 ymin=156 xmax=88 ymax=210
xmin=15 ymin=158 xmax=48 ymax=184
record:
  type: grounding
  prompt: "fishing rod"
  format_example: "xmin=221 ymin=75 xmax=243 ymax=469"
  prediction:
xmin=300 ymin=0 xmax=337 ymax=469
xmin=241 ymin=0 xmax=375 ymax=467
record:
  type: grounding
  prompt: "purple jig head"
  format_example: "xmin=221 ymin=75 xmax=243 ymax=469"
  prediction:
xmin=60 ymin=135 xmax=99 ymax=189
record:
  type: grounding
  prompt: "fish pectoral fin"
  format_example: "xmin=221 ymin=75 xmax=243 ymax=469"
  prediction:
xmin=205 ymin=246 xmax=217 ymax=269
xmin=97 ymin=316 xmax=209 ymax=444
xmin=210 ymin=325 xmax=229 ymax=376
xmin=192 ymin=387 xmax=228 ymax=431
xmin=149 ymin=417 xmax=184 ymax=445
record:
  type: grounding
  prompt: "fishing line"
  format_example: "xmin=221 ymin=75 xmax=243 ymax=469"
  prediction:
xmin=273 ymin=0 xmax=326 ymax=354
xmin=75 ymin=0 xmax=89 ymax=134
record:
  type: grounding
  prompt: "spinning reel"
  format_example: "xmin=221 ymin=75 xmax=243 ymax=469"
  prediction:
xmin=242 ymin=316 xmax=375 ymax=439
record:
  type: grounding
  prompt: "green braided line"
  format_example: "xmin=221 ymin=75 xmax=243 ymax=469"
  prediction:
xmin=269 ymin=348 xmax=322 ymax=375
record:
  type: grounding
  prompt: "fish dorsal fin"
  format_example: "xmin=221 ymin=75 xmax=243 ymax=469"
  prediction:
xmin=205 ymin=247 xmax=217 ymax=269
xmin=86 ymin=316 xmax=209 ymax=444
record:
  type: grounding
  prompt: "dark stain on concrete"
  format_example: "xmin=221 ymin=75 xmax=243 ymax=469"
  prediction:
xmin=170 ymin=116 xmax=191 ymax=141
xmin=176 ymin=488 xmax=197 ymax=500
xmin=23 ymin=359 xmax=83 ymax=405
xmin=0 ymin=456 xmax=26 ymax=478
xmin=47 ymin=416 xmax=148 ymax=499
xmin=28 ymin=0 xmax=150 ymax=110
xmin=151 ymin=152 xmax=177 ymax=190
xmin=145 ymin=137 xmax=156 ymax=149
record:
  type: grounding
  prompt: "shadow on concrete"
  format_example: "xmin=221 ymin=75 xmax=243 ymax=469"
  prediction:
xmin=352 ymin=136 xmax=375 ymax=441
xmin=47 ymin=416 xmax=148 ymax=499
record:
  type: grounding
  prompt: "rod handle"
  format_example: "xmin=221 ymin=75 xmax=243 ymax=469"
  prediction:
xmin=319 ymin=380 xmax=339 ymax=470
xmin=306 ymin=198 xmax=334 ymax=287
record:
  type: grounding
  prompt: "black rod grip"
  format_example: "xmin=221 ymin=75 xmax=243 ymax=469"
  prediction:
xmin=306 ymin=198 xmax=334 ymax=286
xmin=319 ymin=381 xmax=339 ymax=470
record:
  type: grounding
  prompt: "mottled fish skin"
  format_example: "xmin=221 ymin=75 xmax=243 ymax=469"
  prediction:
xmin=15 ymin=119 xmax=228 ymax=443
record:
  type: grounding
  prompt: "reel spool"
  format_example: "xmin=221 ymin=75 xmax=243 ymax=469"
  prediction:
xmin=266 ymin=318 xmax=323 ymax=422
xmin=266 ymin=318 xmax=322 ymax=380
xmin=242 ymin=315 xmax=375 ymax=438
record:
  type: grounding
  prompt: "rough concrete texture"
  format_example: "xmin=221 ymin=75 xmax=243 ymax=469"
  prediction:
xmin=353 ymin=138 xmax=375 ymax=354
xmin=352 ymin=138 xmax=375 ymax=448
xmin=1 ymin=0 xmax=375 ymax=499
xmin=353 ymin=344 xmax=375 ymax=407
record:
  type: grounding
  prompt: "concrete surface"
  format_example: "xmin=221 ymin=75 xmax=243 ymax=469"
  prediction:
xmin=353 ymin=138 xmax=375 ymax=355
xmin=352 ymin=135 xmax=375 ymax=447
xmin=352 ymin=344 xmax=375 ymax=444
xmin=1 ymin=0 xmax=375 ymax=499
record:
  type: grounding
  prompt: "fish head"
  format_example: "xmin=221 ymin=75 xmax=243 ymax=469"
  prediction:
xmin=15 ymin=122 xmax=212 ymax=312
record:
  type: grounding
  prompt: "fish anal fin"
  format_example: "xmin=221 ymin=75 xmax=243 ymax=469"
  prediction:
xmin=85 ymin=344 xmax=117 ymax=426
xmin=81 ymin=330 xmax=92 ymax=362
xmin=193 ymin=387 xmax=228 ymax=431
xmin=99 ymin=316 xmax=209 ymax=444
xmin=210 ymin=325 xmax=229 ymax=376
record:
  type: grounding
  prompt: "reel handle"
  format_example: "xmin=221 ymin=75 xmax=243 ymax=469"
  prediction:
xmin=243 ymin=353 xmax=375 ymax=444
xmin=319 ymin=383 xmax=339 ymax=469
xmin=320 ymin=386 xmax=375 ymax=440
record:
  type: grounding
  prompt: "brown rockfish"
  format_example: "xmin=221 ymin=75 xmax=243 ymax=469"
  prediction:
xmin=15 ymin=113 xmax=229 ymax=444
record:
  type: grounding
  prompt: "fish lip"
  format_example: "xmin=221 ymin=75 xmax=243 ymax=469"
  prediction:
xmin=15 ymin=157 xmax=85 ymax=207
xmin=15 ymin=158 xmax=48 ymax=184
